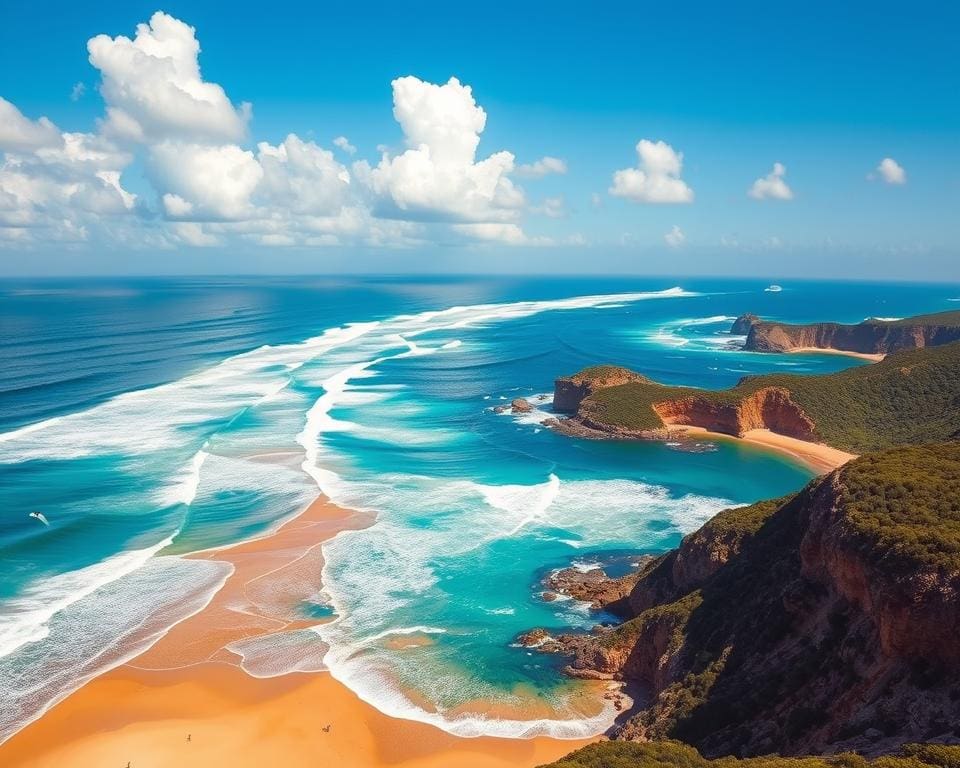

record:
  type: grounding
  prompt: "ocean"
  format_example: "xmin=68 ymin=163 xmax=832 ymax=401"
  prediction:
xmin=1 ymin=275 xmax=957 ymax=742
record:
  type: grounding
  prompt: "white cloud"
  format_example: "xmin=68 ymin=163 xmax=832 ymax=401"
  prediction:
xmin=591 ymin=192 xmax=603 ymax=209
xmin=361 ymin=76 xmax=525 ymax=224
xmin=151 ymin=142 xmax=262 ymax=220
xmin=2 ymin=14 xmax=552 ymax=251
xmin=70 ymin=82 xmax=87 ymax=102
xmin=532 ymin=196 xmax=566 ymax=218
xmin=516 ymin=156 xmax=567 ymax=178
xmin=88 ymin=11 xmax=251 ymax=143
xmin=664 ymin=224 xmax=685 ymax=248
xmin=0 ymin=98 xmax=63 ymax=152
xmin=333 ymin=136 xmax=357 ymax=155
xmin=256 ymin=134 xmax=351 ymax=214
xmin=748 ymin=162 xmax=793 ymax=200
xmin=609 ymin=139 xmax=693 ymax=203
xmin=874 ymin=157 xmax=906 ymax=185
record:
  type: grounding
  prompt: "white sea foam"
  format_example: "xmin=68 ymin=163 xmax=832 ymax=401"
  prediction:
xmin=314 ymin=470 xmax=732 ymax=738
xmin=156 ymin=450 xmax=209 ymax=507
xmin=0 ymin=286 xmax=702 ymax=743
xmin=0 ymin=556 xmax=230 ymax=745
xmin=228 ymin=630 xmax=329 ymax=678
xmin=0 ymin=533 xmax=181 ymax=660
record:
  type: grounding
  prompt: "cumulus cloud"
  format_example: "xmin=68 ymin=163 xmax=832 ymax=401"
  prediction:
xmin=515 ymin=156 xmax=567 ymax=178
xmin=88 ymin=11 xmax=251 ymax=143
xmin=2 ymin=13 xmax=555 ymax=251
xmin=873 ymin=157 xmax=906 ymax=185
xmin=151 ymin=142 xmax=262 ymax=220
xmin=664 ymin=224 xmax=685 ymax=248
xmin=360 ymin=76 xmax=525 ymax=224
xmin=0 ymin=98 xmax=63 ymax=152
xmin=748 ymin=162 xmax=793 ymax=200
xmin=333 ymin=136 xmax=356 ymax=155
xmin=609 ymin=140 xmax=693 ymax=203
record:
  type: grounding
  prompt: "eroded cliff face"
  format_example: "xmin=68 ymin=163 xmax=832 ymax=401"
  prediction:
xmin=528 ymin=452 xmax=960 ymax=756
xmin=653 ymin=387 xmax=817 ymax=440
xmin=799 ymin=476 xmax=960 ymax=665
xmin=736 ymin=314 xmax=960 ymax=355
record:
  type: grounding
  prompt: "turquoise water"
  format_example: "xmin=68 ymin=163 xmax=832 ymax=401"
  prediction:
xmin=1 ymin=277 xmax=958 ymax=741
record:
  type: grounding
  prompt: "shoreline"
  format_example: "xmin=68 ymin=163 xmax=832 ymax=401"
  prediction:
xmin=672 ymin=425 xmax=856 ymax=473
xmin=785 ymin=346 xmax=886 ymax=362
xmin=0 ymin=493 xmax=597 ymax=767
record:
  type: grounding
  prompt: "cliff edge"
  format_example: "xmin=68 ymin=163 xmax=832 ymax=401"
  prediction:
xmin=734 ymin=311 xmax=960 ymax=355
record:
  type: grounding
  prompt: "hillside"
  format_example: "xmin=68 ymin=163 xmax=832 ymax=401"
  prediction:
xmin=551 ymin=341 xmax=960 ymax=454
xmin=735 ymin=311 xmax=960 ymax=355
xmin=531 ymin=444 xmax=960 ymax=759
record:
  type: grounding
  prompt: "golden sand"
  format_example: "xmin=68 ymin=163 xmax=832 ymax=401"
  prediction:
xmin=0 ymin=495 xmax=596 ymax=767
xmin=672 ymin=425 xmax=856 ymax=474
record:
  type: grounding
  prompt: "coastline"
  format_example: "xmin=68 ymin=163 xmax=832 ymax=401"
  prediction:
xmin=0 ymin=493 xmax=597 ymax=767
xmin=785 ymin=346 xmax=885 ymax=362
xmin=671 ymin=425 xmax=855 ymax=474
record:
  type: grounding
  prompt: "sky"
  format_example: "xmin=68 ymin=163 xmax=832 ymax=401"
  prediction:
xmin=0 ymin=1 xmax=958 ymax=279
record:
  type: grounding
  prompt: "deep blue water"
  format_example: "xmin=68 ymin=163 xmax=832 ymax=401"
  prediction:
xmin=1 ymin=276 xmax=958 ymax=741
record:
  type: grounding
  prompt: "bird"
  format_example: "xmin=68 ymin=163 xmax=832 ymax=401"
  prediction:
xmin=28 ymin=511 xmax=49 ymax=526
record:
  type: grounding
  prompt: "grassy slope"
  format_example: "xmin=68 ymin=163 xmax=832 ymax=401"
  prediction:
xmin=579 ymin=341 xmax=960 ymax=453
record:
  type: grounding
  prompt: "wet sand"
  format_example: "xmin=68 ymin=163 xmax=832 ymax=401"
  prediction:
xmin=0 ymin=495 xmax=596 ymax=767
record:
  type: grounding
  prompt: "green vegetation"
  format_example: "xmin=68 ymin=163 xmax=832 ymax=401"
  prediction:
xmin=837 ymin=443 xmax=960 ymax=572
xmin=861 ymin=311 xmax=960 ymax=328
xmin=575 ymin=340 xmax=960 ymax=453
xmin=549 ymin=445 xmax=960 ymax=755
xmin=694 ymin=494 xmax=790 ymax=541
xmin=539 ymin=741 xmax=960 ymax=768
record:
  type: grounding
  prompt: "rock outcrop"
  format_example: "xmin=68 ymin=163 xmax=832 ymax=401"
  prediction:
xmin=510 ymin=397 xmax=533 ymax=413
xmin=525 ymin=444 xmax=960 ymax=757
xmin=734 ymin=311 xmax=960 ymax=355
xmin=553 ymin=366 xmax=648 ymax=413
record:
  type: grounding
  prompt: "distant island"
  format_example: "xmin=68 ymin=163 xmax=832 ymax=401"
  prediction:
xmin=733 ymin=310 xmax=960 ymax=357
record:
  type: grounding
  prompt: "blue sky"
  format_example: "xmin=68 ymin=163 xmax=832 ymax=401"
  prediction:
xmin=0 ymin=1 xmax=957 ymax=278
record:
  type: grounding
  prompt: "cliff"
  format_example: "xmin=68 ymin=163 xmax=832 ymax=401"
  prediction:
xmin=533 ymin=444 xmax=960 ymax=758
xmin=553 ymin=366 xmax=649 ymax=413
xmin=550 ymin=341 xmax=960 ymax=453
xmin=734 ymin=311 xmax=960 ymax=355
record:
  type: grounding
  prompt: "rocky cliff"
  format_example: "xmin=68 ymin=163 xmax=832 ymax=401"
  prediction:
xmin=735 ymin=311 xmax=960 ymax=355
xmin=652 ymin=387 xmax=817 ymax=440
xmin=549 ymin=341 xmax=960 ymax=454
xmin=528 ymin=444 xmax=960 ymax=757
xmin=553 ymin=366 xmax=649 ymax=413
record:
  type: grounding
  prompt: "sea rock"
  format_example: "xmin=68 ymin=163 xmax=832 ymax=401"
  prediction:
xmin=511 ymin=398 xmax=533 ymax=413
xmin=546 ymin=561 xmax=650 ymax=615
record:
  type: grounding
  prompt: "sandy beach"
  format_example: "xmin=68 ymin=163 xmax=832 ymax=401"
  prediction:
xmin=0 ymin=494 xmax=596 ymax=768
xmin=673 ymin=425 xmax=856 ymax=473
xmin=786 ymin=346 xmax=886 ymax=362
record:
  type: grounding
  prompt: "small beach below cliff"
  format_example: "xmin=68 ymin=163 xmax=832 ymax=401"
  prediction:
xmin=0 ymin=494 xmax=596 ymax=768
xmin=670 ymin=425 xmax=856 ymax=474
xmin=786 ymin=346 xmax=885 ymax=362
